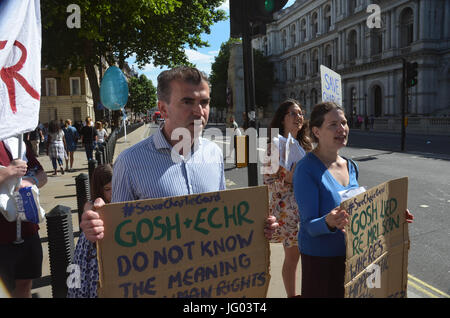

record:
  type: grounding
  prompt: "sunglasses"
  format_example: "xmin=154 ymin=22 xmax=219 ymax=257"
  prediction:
xmin=286 ymin=111 xmax=304 ymax=117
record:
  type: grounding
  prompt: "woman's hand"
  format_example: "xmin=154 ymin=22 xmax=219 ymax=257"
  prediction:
xmin=7 ymin=159 xmax=28 ymax=179
xmin=264 ymin=215 xmax=279 ymax=239
xmin=325 ymin=207 xmax=349 ymax=233
xmin=405 ymin=209 xmax=414 ymax=223
xmin=284 ymin=162 xmax=297 ymax=184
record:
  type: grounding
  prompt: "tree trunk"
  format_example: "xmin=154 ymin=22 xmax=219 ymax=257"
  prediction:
xmin=85 ymin=63 xmax=103 ymax=121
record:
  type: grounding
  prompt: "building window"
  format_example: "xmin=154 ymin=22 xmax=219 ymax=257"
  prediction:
xmin=311 ymin=88 xmax=318 ymax=107
xmin=301 ymin=54 xmax=307 ymax=78
xmin=73 ymin=107 xmax=81 ymax=122
xmin=349 ymin=0 xmax=357 ymax=14
xmin=290 ymin=24 xmax=296 ymax=47
xmin=291 ymin=57 xmax=297 ymax=80
xmin=48 ymin=107 xmax=57 ymax=122
xmin=371 ymin=29 xmax=383 ymax=55
xmin=300 ymin=19 xmax=307 ymax=42
xmin=373 ymin=86 xmax=382 ymax=117
xmin=300 ymin=90 xmax=306 ymax=107
xmin=312 ymin=50 xmax=319 ymax=75
xmin=282 ymin=61 xmax=287 ymax=81
xmin=348 ymin=30 xmax=358 ymax=61
xmin=281 ymin=29 xmax=287 ymax=51
xmin=400 ymin=7 xmax=414 ymax=47
xmin=70 ymin=77 xmax=81 ymax=96
xmin=325 ymin=45 xmax=333 ymax=68
xmin=324 ymin=5 xmax=331 ymax=32
xmin=311 ymin=12 xmax=318 ymax=38
xmin=46 ymin=78 xmax=57 ymax=96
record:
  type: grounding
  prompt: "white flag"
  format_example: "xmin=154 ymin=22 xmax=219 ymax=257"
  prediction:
xmin=0 ymin=0 xmax=41 ymax=140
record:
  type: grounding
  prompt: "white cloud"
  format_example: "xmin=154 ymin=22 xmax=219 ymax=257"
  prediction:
xmin=218 ymin=0 xmax=229 ymax=11
xmin=185 ymin=49 xmax=215 ymax=64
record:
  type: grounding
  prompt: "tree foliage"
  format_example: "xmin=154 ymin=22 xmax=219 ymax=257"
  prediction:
xmin=210 ymin=39 xmax=274 ymax=111
xmin=127 ymin=74 xmax=157 ymax=115
xmin=41 ymin=0 xmax=226 ymax=120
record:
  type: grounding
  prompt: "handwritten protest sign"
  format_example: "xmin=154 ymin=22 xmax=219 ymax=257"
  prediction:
xmin=320 ymin=65 xmax=342 ymax=106
xmin=96 ymin=186 xmax=270 ymax=298
xmin=341 ymin=177 xmax=410 ymax=298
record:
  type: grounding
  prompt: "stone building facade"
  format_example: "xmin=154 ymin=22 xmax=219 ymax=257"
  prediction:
xmin=252 ymin=0 xmax=450 ymax=133
xmin=40 ymin=68 xmax=95 ymax=125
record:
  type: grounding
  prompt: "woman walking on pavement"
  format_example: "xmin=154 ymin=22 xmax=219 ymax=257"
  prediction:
xmin=63 ymin=119 xmax=79 ymax=172
xmin=47 ymin=120 xmax=67 ymax=176
xmin=263 ymin=99 xmax=312 ymax=297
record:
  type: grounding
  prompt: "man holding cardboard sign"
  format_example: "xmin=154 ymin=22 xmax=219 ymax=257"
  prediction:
xmin=79 ymin=66 xmax=278 ymax=297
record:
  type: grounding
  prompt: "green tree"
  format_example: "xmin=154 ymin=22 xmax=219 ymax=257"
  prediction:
xmin=210 ymin=39 xmax=274 ymax=112
xmin=41 ymin=0 xmax=226 ymax=121
xmin=127 ymin=74 xmax=157 ymax=118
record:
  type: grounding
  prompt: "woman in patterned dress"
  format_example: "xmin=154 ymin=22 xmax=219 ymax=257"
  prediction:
xmin=46 ymin=120 xmax=67 ymax=175
xmin=263 ymin=99 xmax=312 ymax=297
xmin=67 ymin=164 xmax=112 ymax=298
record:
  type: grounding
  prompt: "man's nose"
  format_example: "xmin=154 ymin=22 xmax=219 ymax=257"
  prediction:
xmin=192 ymin=102 xmax=204 ymax=116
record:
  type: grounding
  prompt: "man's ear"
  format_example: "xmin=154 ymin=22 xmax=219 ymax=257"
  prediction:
xmin=311 ymin=126 xmax=319 ymax=141
xmin=158 ymin=100 xmax=167 ymax=118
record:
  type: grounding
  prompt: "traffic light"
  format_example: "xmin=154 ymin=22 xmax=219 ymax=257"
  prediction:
xmin=230 ymin=0 xmax=245 ymax=38
xmin=247 ymin=0 xmax=289 ymax=24
xmin=406 ymin=62 xmax=418 ymax=88
xmin=230 ymin=0 xmax=288 ymax=38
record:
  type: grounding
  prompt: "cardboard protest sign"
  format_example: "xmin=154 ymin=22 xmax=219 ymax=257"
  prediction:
xmin=341 ymin=177 xmax=410 ymax=298
xmin=96 ymin=186 xmax=271 ymax=298
xmin=320 ymin=65 xmax=342 ymax=106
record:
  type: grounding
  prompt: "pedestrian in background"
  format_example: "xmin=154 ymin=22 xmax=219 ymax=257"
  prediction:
xmin=47 ymin=120 xmax=67 ymax=176
xmin=24 ymin=125 xmax=43 ymax=157
xmin=63 ymin=119 xmax=79 ymax=172
xmin=80 ymin=117 xmax=98 ymax=161
xmin=263 ymin=99 xmax=312 ymax=298
xmin=67 ymin=164 xmax=112 ymax=298
xmin=293 ymin=102 xmax=414 ymax=297
xmin=95 ymin=121 xmax=108 ymax=145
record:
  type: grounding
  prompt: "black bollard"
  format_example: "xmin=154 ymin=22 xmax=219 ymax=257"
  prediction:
xmin=75 ymin=173 xmax=90 ymax=225
xmin=99 ymin=144 xmax=106 ymax=165
xmin=46 ymin=205 xmax=74 ymax=298
xmin=95 ymin=147 xmax=103 ymax=165
xmin=103 ymin=142 xmax=110 ymax=164
xmin=88 ymin=159 xmax=97 ymax=180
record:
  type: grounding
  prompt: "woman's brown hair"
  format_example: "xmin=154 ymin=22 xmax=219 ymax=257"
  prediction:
xmin=91 ymin=164 xmax=113 ymax=203
xmin=269 ymin=99 xmax=312 ymax=152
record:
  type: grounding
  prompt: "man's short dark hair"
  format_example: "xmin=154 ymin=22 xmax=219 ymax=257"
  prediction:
xmin=157 ymin=66 xmax=209 ymax=103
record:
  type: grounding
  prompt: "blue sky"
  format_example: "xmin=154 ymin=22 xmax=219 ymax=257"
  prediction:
xmin=128 ymin=0 xmax=296 ymax=86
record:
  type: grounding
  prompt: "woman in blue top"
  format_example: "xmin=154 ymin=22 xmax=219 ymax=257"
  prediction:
xmin=63 ymin=119 xmax=79 ymax=172
xmin=293 ymin=102 xmax=413 ymax=298
xmin=294 ymin=101 xmax=355 ymax=297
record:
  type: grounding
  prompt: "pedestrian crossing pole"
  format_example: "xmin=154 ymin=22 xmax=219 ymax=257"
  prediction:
xmin=401 ymin=58 xmax=406 ymax=152
xmin=242 ymin=1 xmax=258 ymax=187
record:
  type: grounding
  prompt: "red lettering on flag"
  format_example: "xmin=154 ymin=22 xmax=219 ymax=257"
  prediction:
xmin=0 ymin=40 xmax=40 ymax=114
